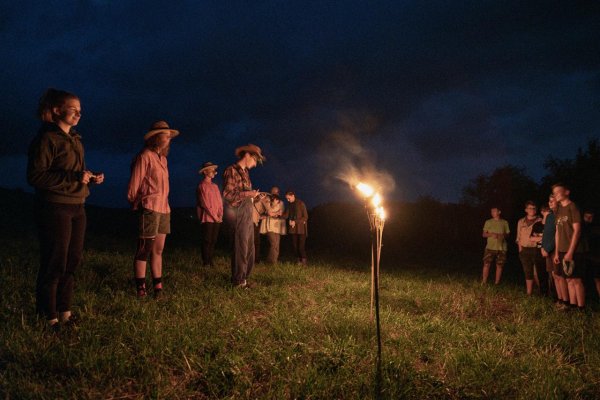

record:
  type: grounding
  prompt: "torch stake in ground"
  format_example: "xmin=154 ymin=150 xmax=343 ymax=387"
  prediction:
xmin=355 ymin=183 xmax=386 ymax=392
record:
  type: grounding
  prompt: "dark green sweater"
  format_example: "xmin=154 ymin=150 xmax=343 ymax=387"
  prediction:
xmin=27 ymin=122 xmax=89 ymax=204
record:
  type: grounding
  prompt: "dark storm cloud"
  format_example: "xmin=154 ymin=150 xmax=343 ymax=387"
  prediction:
xmin=0 ymin=1 xmax=598 ymax=205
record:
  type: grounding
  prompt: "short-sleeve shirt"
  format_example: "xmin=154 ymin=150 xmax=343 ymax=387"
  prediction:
xmin=555 ymin=202 xmax=582 ymax=253
xmin=483 ymin=218 xmax=510 ymax=251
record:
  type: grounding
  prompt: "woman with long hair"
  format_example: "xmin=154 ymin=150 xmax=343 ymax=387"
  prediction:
xmin=127 ymin=121 xmax=179 ymax=298
xmin=27 ymin=88 xmax=104 ymax=331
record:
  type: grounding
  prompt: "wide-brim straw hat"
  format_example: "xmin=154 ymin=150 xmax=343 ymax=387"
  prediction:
xmin=198 ymin=161 xmax=218 ymax=174
xmin=235 ymin=143 xmax=266 ymax=162
xmin=144 ymin=120 xmax=180 ymax=141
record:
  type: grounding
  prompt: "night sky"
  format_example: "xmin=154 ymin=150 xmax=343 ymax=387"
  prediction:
xmin=1 ymin=1 xmax=599 ymax=208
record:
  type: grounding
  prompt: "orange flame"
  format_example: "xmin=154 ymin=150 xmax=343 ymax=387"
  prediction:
xmin=356 ymin=182 xmax=374 ymax=198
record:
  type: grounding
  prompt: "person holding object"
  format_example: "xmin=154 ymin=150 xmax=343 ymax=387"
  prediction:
xmin=128 ymin=121 xmax=179 ymax=298
xmin=260 ymin=187 xmax=286 ymax=264
xmin=27 ymin=88 xmax=104 ymax=331
xmin=481 ymin=207 xmax=509 ymax=285
xmin=222 ymin=144 xmax=266 ymax=288
xmin=516 ymin=201 xmax=544 ymax=295
xmin=552 ymin=183 xmax=585 ymax=310
xmin=284 ymin=190 xmax=308 ymax=265
xmin=196 ymin=162 xmax=223 ymax=267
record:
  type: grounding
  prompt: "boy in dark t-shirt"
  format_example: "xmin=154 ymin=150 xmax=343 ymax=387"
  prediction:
xmin=552 ymin=183 xmax=585 ymax=310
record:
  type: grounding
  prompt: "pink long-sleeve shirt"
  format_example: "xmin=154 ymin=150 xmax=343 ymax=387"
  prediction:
xmin=127 ymin=149 xmax=170 ymax=213
xmin=196 ymin=180 xmax=223 ymax=223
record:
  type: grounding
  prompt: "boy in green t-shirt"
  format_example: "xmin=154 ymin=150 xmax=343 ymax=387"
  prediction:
xmin=482 ymin=207 xmax=510 ymax=284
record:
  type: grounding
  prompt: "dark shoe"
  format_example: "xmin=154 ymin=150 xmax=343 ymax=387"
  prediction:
xmin=137 ymin=287 xmax=147 ymax=298
xmin=153 ymin=288 xmax=164 ymax=299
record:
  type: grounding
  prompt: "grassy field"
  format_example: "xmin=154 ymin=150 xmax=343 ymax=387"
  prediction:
xmin=2 ymin=237 xmax=600 ymax=399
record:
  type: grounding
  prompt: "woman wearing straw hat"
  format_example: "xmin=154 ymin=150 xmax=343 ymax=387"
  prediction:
xmin=127 ymin=120 xmax=179 ymax=298
xmin=222 ymin=144 xmax=266 ymax=288
xmin=196 ymin=161 xmax=223 ymax=267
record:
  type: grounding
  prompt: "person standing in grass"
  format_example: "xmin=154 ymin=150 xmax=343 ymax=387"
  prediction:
xmin=222 ymin=144 xmax=266 ymax=288
xmin=260 ymin=187 xmax=286 ymax=264
xmin=196 ymin=162 xmax=223 ymax=267
xmin=539 ymin=195 xmax=569 ymax=306
xmin=284 ymin=190 xmax=308 ymax=265
xmin=581 ymin=210 xmax=600 ymax=299
xmin=516 ymin=201 xmax=544 ymax=295
xmin=27 ymin=88 xmax=105 ymax=330
xmin=552 ymin=183 xmax=586 ymax=310
xmin=128 ymin=121 xmax=179 ymax=298
xmin=481 ymin=207 xmax=509 ymax=284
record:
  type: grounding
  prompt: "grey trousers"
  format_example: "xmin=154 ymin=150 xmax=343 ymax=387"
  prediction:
xmin=229 ymin=198 xmax=255 ymax=285
xmin=266 ymin=232 xmax=281 ymax=264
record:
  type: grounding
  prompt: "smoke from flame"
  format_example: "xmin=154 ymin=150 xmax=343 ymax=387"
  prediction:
xmin=319 ymin=129 xmax=396 ymax=198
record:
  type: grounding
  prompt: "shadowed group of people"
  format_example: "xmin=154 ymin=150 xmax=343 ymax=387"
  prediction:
xmin=481 ymin=184 xmax=599 ymax=311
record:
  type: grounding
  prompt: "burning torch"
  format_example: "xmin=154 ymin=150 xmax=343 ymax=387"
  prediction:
xmin=355 ymin=181 xmax=386 ymax=379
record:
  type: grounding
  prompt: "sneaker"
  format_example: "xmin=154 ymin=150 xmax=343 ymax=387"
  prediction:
xmin=153 ymin=288 xmax=164 ymax=299
xmin=137 ymin=287 xmax=147 ymax=298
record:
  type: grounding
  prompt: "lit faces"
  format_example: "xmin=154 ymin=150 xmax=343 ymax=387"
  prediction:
xmin=204 ymin=168 xmax=217 ymax=178
xmin=156 ymin=132 xmax=172 ymax=151
xmin=490 ymin=208 xmax=501 ymax=219
xmin=548 ymin=196 xmax=557 ymax=210
xmin=525 ymin=204 xmax=537 ymax=217
xmin=552 ymin=186 xmax=569 ymax=202
xmin=55 ymin=98 xmax=81 ymax=128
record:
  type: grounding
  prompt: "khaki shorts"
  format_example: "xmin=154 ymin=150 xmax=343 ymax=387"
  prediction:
xmin=483 ymin=249 xmax=507 ymax=266
xmin=139 ymin=208 xmax=170 ymax=237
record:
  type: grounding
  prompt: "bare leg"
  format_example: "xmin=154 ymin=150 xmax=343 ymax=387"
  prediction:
xmin=566 ymin=278 xmax=577 ymax=305
xmin=482 ymin=263 xmax=491 ymax=284
xmin=495 ymin=264 xmax=503 ymax=284
xmin=573 ymin=278 xmax=585 ymax=307
xmin=135 ymin=260 xmax=147 ymax=279
xmin=151 ymin=233 xmax=166 ymax=279
xmin=553 ymin=273 xmax=568 ymax=302
xmin=526 ymin=279 xmax=534 ymax=295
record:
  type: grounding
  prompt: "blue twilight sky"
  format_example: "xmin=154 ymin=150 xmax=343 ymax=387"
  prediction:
xmin=1 ymin=1 xmax=598 ymax=207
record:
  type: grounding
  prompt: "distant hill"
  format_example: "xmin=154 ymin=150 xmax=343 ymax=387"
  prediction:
xmin=0 ymin=187 xmax=485 ymax=266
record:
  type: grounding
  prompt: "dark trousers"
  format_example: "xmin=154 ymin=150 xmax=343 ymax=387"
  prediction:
xmin=200 ymin=222 xmax=220 ymax=266
xmin=266 ymin=232 xmax=281 ymax=264
xmin=35 ymin=201 xmax=86 ymax=320
xmin=227 ymin=199 xmax=255 ymax=285
xmin=291 ymin=233 xmax=307 ymax=260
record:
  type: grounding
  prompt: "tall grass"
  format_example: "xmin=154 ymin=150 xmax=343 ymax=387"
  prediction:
xmin=1 ymin=238 xmax=600 ymax=399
